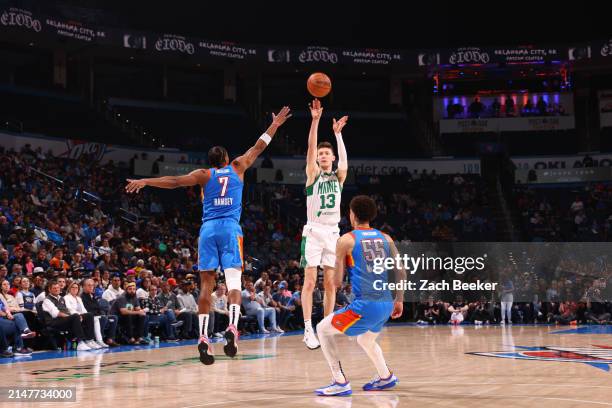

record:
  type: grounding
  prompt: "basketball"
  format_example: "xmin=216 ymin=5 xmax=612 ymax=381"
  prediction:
xmin=307 ymin=72 xmax=332 ymax=98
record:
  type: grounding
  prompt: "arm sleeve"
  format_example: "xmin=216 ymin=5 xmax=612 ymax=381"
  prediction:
xmin=335 ymin=132 xmax=348 ymax=171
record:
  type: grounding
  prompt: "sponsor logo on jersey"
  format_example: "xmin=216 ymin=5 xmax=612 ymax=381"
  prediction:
xmin=469 ymin=345 xmax=612 ymax=372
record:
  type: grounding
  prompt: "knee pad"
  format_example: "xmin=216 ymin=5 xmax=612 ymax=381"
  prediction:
xmin=224 ymin=268 xmax=242 ymax=292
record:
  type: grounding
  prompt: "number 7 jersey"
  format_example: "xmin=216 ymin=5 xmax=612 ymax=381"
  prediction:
xmin=202 ymin=165 xmax=243 ymax=223
xmin=305 ymin=170 xmax=341 ymax=227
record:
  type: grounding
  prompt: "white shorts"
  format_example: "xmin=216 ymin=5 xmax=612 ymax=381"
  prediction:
xmin=300 ymin=223 xmax=340 ymax=269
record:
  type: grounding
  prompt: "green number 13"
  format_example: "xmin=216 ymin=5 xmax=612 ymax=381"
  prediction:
xmin=319 ymin=193 xmax=336 ymax=209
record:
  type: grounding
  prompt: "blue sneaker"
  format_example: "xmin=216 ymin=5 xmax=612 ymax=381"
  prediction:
xmin=315 ymin=381 xmax=352 ymax=396
xmin=362 ymin=373 xmax=398 ymax=391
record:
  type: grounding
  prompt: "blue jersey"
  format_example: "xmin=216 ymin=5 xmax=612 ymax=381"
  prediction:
xmin=346 ymin=228 xmax=393 ymax=302
xmin=202 ymin=165 xmax=243 ymax=223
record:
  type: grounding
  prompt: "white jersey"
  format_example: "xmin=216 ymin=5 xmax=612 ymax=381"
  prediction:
xmin=306 ymin=170 xmax=342 ymax=227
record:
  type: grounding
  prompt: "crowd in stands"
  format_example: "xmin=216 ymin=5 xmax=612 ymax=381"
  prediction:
xmin=446 ymin=96 xmax=567 ymax=119
xmin=0 ymin=144 xmax=359 ymax=358
xmin=516 ymin=182 xmax=612 ymax=242
xmin=1 ymin=140 xmax=611 ymax=358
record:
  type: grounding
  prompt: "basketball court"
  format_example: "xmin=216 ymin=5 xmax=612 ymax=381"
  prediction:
xmin=3 ymin=324 xmax=612 ymax=407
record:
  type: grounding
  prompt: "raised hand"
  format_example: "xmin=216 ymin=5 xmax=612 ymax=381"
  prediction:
xmin=272 ymin=106 xmax=292 ymax=127
xmin=309 ymin=99 xmax=323 ymax=120
xmin=333 ymin=115 xmax=348 ymax=134
xmin=125 ymin=179 xmax=147 ymax=194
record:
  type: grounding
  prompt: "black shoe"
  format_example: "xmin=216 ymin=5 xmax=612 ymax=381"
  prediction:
xmin=1 ymin=350 xmax=14 ymax=358
xmin=198 ymin=338 xmax=215 ymax=365
xmin=223 ymin=326 xmax=238 ymax=358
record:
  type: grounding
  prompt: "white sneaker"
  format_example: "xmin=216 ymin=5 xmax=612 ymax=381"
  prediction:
xmin=315 ymin=381 xmax=352 ymax=396
xmin=303 ymin=326 xmax=320 ymax=350
xmin=86 ymin=340 xmax=101 ymax=349
xmin=272 ymin=327 xmax=284 ymax=334
xmin=260 ymin=328 xmax=270 ymax=334
xmin=213 ymin=332 xmax=224 ymax=338
xmin=96 ymin=340 xmax=109 ymax=348
xmin=76 ymin=341 xmax=92 ymax=351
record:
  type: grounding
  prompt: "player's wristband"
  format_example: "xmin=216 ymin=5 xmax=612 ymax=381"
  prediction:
xmin=259 ymin=133 xmax=272 ymax=145
xmin=335 ymin=132 xmax=342 ymax=138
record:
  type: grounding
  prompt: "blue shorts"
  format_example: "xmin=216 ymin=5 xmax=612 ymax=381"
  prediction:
xmin=198 ymin=218 xmax=243 ymax=271
xmin=332 ymin=299 xmax=393 ymax=337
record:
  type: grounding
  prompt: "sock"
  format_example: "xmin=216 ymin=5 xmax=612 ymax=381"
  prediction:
xmin=229 ymin=304 xmax=240 ymax=327
xmin=357 ymin=332 xmax=391 ymax=379
xmin=199 ymin=314 xmax=209 ymax=338
xmin=304 ymin=319 xmax=312 ymax=329
xmin=330 ymin=360 xmax=347 ymax=384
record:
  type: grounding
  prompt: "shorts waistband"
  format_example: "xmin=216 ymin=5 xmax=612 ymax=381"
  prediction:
xmin=306 ymin=222 xmax=340 ymax=232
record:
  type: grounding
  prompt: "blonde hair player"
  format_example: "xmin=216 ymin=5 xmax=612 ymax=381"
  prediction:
xmin=301 ymin=98 xmax=349 ymax=349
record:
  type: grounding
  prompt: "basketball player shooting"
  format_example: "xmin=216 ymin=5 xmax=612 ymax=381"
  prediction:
xmin=125 ymin=106 xmax=292 ymax=365
xmin=301 ymin=98 xmax=349 ymax=350
xmin=314 ymin=195 xmax=405 ymax=396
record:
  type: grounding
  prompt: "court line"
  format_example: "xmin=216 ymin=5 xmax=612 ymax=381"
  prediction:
xmin=180 ymin=392 xmax=612 ymax=407
xmin=214 ymin=380 xmax=612 ymax=390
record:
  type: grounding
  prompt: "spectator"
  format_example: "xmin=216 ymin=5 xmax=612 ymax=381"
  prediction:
xmin=420 ymin=296 xmax=441 ymax=325
xmin=468 ymin=96 xmax=485 ymax=118
xmin=500 ymin=278 xmax=514 ymax=325
xmin=491 ymin=98 xmax=501 ymax=117
xmin=552 ymin=301 xmax=577 ymax=325
xmin=110 ymin=282 xmax=147 ymax=345
xmin=570 ymin=196 xmax=584 ymax=213
xmin=335 ymin=287 xmax=350 ymax=311
xmin=157 ymin=281 xmax=192 ymax=339
xmin=176 ymin=281 xmax=199 ymax=339
xmin=140 ymin=284 xmax=179 ymax=342
xmin=15 ymin=277 xmax=36 ymax=314
xmin=49 ymin=248 xmax=69 ymax=273
xmin=211 ymin=284 xmax=229 ymax=336
xmin=448 ymin=295 xmax=468 ymax=325
xmin=136 ymin=277 xmax=151 ymax=300
xmin=242 ymin=281 xmax=282 ymax=334
xmin=30 ymin=272 xmax=45 ymax=297
xmin=34 ymin=251 xmax=50 ymax=270
xmin=536 ymin=96 xmax=547 ymax=115
xmin=273 ymin=282 xmax=296 ymax=330
xmin=81 ymin=278 xmax=119 ymax=347
xmin=42 ymin=281 xmax=96 ymax=351
xmin=8 ymin=274 xmax=21 ymax=296
xmin=102 ymin=275 xmax=124 ymax=303
xmin=0 ymin=279 xmax=36 ymax=339
xmin=63 ymin=282 xmax=105 ymax=349
xmin=0 ymin=301 xmax=31 ymax=355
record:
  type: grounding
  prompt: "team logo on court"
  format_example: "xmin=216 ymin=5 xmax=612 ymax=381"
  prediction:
xmin=469 ymin=345 xmax=612 ymax=372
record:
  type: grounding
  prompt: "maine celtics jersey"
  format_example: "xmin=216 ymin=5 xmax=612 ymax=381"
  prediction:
xmin=305 ymin=170 xmax=342 ymax=227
